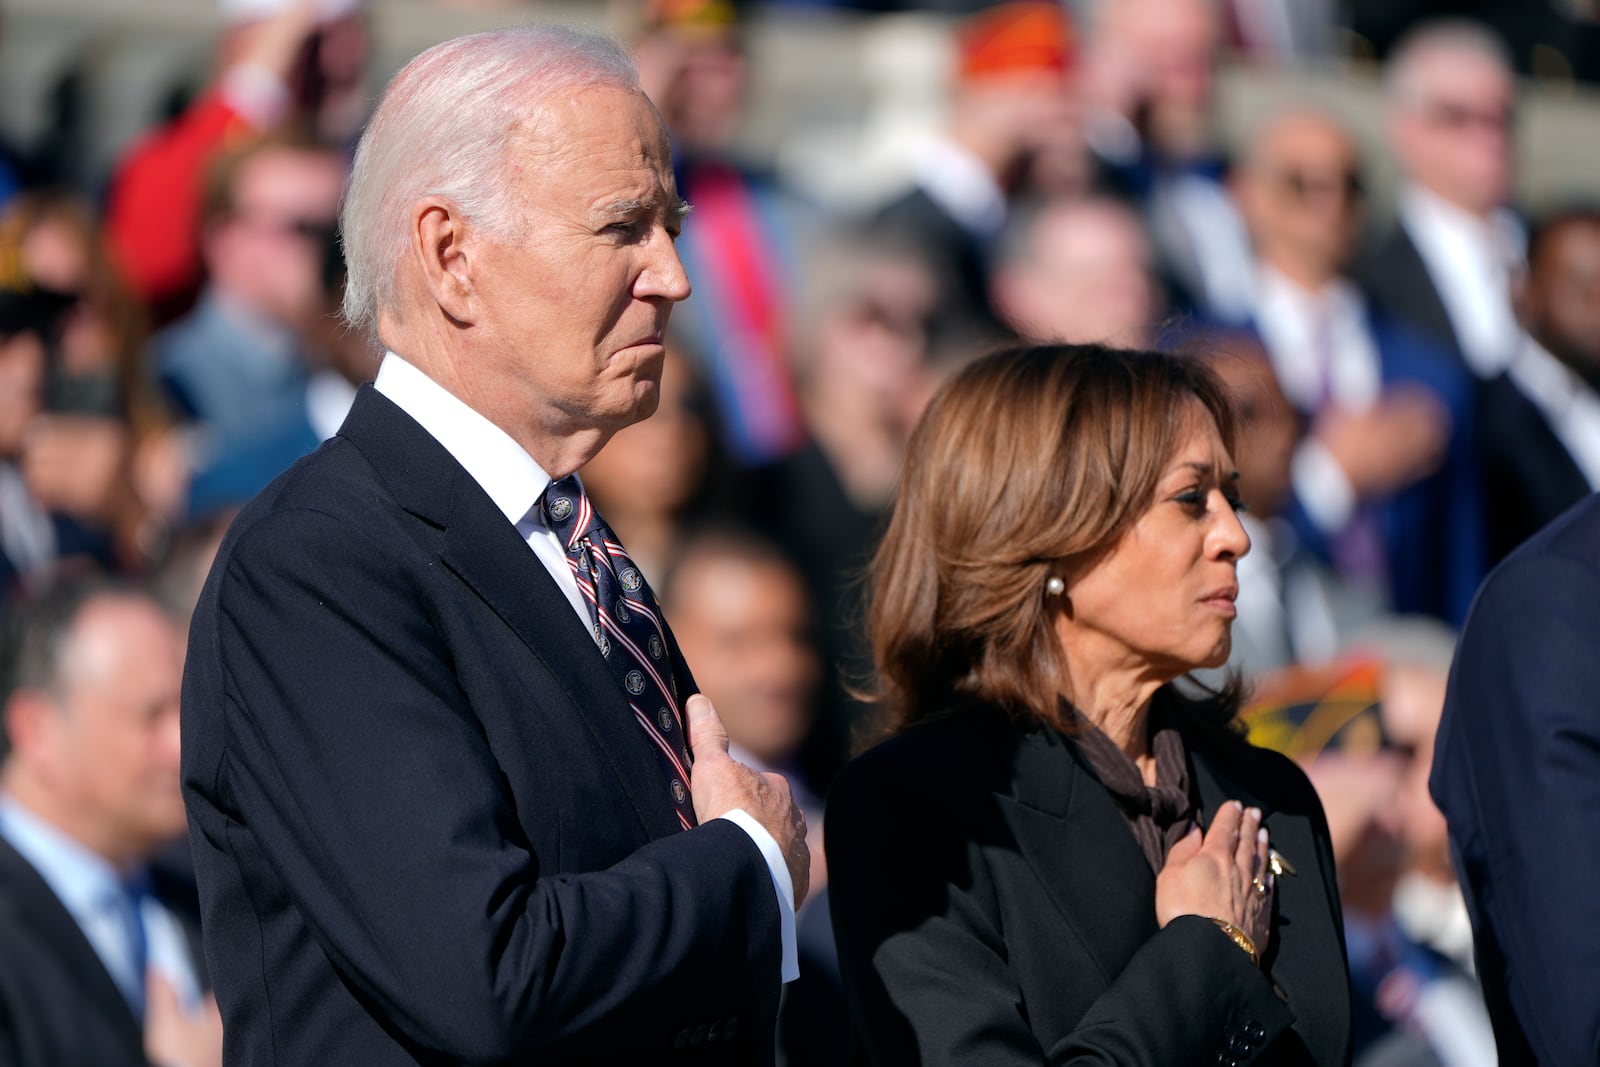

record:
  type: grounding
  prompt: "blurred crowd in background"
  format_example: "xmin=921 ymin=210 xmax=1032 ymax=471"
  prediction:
xmin=1 ymin=0 xmax=1597 ymax=1064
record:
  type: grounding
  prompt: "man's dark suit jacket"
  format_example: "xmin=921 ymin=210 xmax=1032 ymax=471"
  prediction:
xmin=181 ymin=387 xmax=781 ymax=1065
xmin=1475 ymin=370 xmax=1593 ymax=565
xmin=0 ymin=837 xmax=203 ymax=1066
xmin=1431 ymin=492 xmax=1600 ymax=1064
xmin=1358 ymin=223 xmax=1462 ymax=364
xmin=825 ymin=701 xmax=1351 ymax=1066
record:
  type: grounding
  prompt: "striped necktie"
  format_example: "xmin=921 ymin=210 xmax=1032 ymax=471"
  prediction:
xmin=541 ymin=475 xmax=696 ymax=830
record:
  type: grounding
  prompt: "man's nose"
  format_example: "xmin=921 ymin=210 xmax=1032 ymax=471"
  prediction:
xmin=642 ymin=231 xmax=692 ymax=303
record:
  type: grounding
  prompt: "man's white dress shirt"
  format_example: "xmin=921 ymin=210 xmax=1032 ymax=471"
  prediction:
xmin=1252 ymin=266 xmax=1379 ymax=537
xmin=1399 ymin=184 xmax=1524 ymax=379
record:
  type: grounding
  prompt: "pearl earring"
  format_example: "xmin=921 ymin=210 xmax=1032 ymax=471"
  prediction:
xmin=1045 ymin=576 xmax=1065 ymax=597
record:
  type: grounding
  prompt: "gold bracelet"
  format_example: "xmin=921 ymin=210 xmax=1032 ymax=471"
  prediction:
xmin=1210 ymin=918 xmax=1260 ymax=967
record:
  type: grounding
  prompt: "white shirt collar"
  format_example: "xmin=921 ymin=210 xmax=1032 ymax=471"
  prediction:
xmin=305 ymin=370 xmax=360 ymax=443
xmin=373 ymin=351 xmax=553 ymax=528
xmin=0 ymin=793 xmax=129 ymax=920
xmin=1252 ymin=264 xmax=1379 ymax=412
xmin=912 ymin=134 xmax=1007 ymax=237
xmin=1399 ymin=184 xmax=1516 ymax=252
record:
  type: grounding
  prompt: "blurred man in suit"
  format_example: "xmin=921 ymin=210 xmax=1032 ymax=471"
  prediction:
xmin=1361 ymin=20 xmax=1522 ymax=380
xmin=149 ymin=131 xmax=346 ymax=460
xmin=1478 ymin=206 xmax=1600 ymax=563
xmin=106 ymin=0 xmax=369 ymax=322
xmin=632 ymin=0 xmax=817 ymax=467
xmin=871 ymin=1 xmax=1083 ymax=346
xmin=1432 ymin=490 xmax=1600 ymax=1063
xmin=181 ymin=25 xmax=807 ymax=1066
xmin=0 ymin=575 xmax=219 ymax=1067
xmin=1233 ymin=106 xmax=1485 ymax=625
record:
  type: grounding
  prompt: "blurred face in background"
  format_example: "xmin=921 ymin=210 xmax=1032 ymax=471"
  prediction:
xmin=668 ymin=550 xmax=818 ymax=767
xmin=1379 ymin=662 xmax=1453 ymax=883
xmin=579 ymin=346 xmax=711 ymax=523
xmin=1086 ymin=0 xmax=1219 ymax=159
xmin=1522 ymin=218 xmax=1600 ymax=379
xmin=635 ymin=24 xmax=746 ymax=157
xmin=0 ymin=328 xmax=45 ymax=457
xmin=1237 ymin=112 xmax=1365 ymax=283
xmin=20 ymin=210 xmax=106 ymax=383
xmin=994 ymin=197 xmax=1159 ymax=348
xmin=1206 ymin=343 xmax=1298 ymax=518
xmin=807 ymin=252 xmax=938 ymax=434
xmin=206 ymin=144 xmax=346 ymax=332
xmin=1389 ymin=44 xmax=1515 ymax=216
xmin=1302 ymin=747 xmax=1407 ymax=917
xmin=10 ymin=595 xmax=187 ymax=867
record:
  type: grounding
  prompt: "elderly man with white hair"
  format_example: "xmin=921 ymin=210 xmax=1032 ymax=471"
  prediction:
xmin=1360 ymin=19 xmax=1523 ymax=380
xmin=180 ymin=25 xmax=808 ymax=1067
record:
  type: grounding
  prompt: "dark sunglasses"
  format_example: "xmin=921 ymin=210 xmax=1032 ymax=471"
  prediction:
xmin=1273 ymin=167 xmax=1365 ymax=205
xmin=1419 ymin=99 xmax=1515 ymax=134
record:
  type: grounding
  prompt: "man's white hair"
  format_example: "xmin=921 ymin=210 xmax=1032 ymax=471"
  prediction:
xmin=1384 ymin=18 xmax=1514 ymax=107
xmin=340 ymin=25 xmax=641 ymax=339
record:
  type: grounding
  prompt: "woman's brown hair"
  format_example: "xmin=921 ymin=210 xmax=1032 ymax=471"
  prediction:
xmin=865 ymin=342 xmax=1239 ymax=735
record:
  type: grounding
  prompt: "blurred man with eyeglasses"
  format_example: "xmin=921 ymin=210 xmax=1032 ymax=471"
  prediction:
xmin=1233 ymin=107 xmax=1485 ymax=627
xmin=146 ymin=131 xmax=346 ymax=512
xmin=107 ymin=0 xmax=368 ymax=325
xmin=1361 ymin=20 xmax=1522 ymax=381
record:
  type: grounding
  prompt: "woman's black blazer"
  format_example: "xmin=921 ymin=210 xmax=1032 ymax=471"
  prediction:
xmin=825 ymin=704 xmax=1351 ymax=1066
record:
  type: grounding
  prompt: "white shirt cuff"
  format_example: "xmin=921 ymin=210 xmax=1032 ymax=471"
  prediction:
xmin=717 ymin=808 xmax=799 ymax=983
xmin=1291 ymin=438 xmax=1358 ymax=534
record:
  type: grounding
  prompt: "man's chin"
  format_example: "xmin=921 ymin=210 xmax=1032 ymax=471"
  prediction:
xmin=628 ymin=379 xmax=663 ymax=422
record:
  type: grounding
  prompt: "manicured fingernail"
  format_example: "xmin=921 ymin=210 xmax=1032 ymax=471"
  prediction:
xmin=1258 ymin=827 xmax=1269 ymax=844
xmin=1232 ymin=800 xmax=1244 ymax=812
xmin=1247 ymin=807 xmax=1261 ymax=821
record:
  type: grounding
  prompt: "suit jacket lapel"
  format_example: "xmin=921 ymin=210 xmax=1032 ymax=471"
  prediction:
xmin=337 ymin=386 xmax=683 ymax=841
xmin=997 ymin=727 xmax=1158 ymax=984
xmin=0 ymin=838 xmax=143 ymax=1040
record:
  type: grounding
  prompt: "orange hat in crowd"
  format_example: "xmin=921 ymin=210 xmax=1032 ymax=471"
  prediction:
xmin=957 ymin=1 xmax=1075 ymax=82
xmin=644 ymin=0 xmax=742 ymax=33
xmin=1240 ymin=658 xmax=1388 ymax=762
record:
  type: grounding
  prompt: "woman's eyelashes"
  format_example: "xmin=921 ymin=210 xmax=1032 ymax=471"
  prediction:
xmin=1171 ymin=488 xmax=1248 ymax=514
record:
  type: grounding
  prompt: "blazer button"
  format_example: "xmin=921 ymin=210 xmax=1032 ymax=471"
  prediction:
xmin=1245 ymin=1021 xmax=1266 ymax=1044
xmin=691 ymin=1024 xmax=708 ymax=1046
xmin=675 ymin=1028 xmax=690 ymax=1050
xmin=708 ymin=1020 xmax=722 ymax=1043
xmin=724 ymin=1016 xmax=740 ymax=1041
xmin=1231 ymin=1034 xmax=1253 ymax=1056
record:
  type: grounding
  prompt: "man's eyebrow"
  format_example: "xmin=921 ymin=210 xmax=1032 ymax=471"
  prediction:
xmin=598 ymin=197 xmax=652 ymax=218
xmin=595 ymin=197 xmax=694 ymax=219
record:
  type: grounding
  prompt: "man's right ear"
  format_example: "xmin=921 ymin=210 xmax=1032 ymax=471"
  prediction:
xmin=410 ymin=196 xmax=477 ymax=326
xmin=2 ymin=690 xmax=57 ymax=773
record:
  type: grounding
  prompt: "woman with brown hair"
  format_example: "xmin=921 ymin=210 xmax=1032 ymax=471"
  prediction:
xmin=825 ymin=344 xmax=1350 ymax=1065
